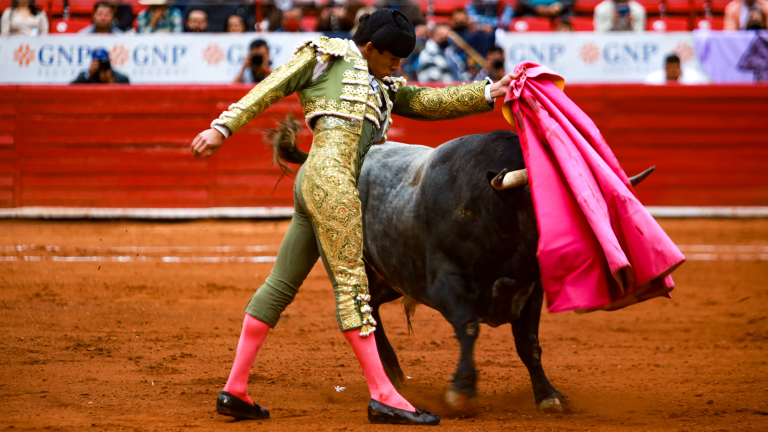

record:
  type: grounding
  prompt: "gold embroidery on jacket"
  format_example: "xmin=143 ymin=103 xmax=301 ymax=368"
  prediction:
xmin=408 ymin=80 xmax=491 ymax=121
xmin=301 ymin=116 xmax=375 ymax=333
xmin=223 ymin=45 xmax=316 ymax=133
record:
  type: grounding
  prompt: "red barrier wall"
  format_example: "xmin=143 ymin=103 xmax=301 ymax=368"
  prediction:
xmin=1 ymin=84 xmax=767 ymax=209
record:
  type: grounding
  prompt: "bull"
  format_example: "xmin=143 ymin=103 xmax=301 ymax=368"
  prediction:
xmin=271 ymin=121 xmax=653 ymax=413
xmin=357 ymin=130 xmax=654 ymax=413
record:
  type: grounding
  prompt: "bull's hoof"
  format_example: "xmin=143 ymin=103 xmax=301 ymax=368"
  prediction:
xmin=445 ymin=387 xmax=477 ymax=411
xmin=537 ymin=395 xmax=571 ymax=414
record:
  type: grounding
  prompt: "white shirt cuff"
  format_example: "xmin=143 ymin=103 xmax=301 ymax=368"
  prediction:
xmin=484 ymin=78 xmax=493 ymax=104
xmin=212 ymin=125 xmax=231 ymax=139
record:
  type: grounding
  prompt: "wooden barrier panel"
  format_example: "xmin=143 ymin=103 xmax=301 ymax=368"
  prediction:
xmin=0 ymin=83 xmax=766 ymax=209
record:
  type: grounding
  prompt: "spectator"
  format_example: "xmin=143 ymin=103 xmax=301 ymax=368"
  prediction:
xmin=71 ymin=48 xmax=130 ymax=84
xmin=594 ymin=0 xmax=646 ymax=32
xmin=473 ymin=45 xmax=506 ymax=81
xmin=79 ymin=2 xmax=124 ymax=34
xmin=110 ymin=0 xmax=135 ymax=31
xmin=399 ymin=23 xmax=428 ymax=81
xmin=226 ymin=13 xmax=246 ymax=32
xmin=466 ymin=0 xmax=514 ymax=30
xmin=724 ymin=0 xmax=768 ymax=30
xmin=350 ymin=6 xmax=375 ymax=33
xmin=137 ymin=0 xmax=183 ymax=33
xmin=186 ymin=9 xmax=208 ymax=32
xmin=234 ymin=39 xmax=272 ymax=84
xmin=373 ymin=0 xmax=426 ymax=26
xmin=417 ymin=23 xmax=471 ymax=83
xmin=644 ymin=54 xmax=709 ymax=85
xmin=185 ymin=0 xmax=251 ymax=32
xmin=515 ymin=0 xmax=573 ymax=22
xmin=450 ymin=8 xmax=476 ymax=33
xmin=278 ymin=6 xmax=302 ymax=31
xmin=1 ymin=0 xmax=48 ymax=36
xmin=316 ymin=0 xmax=364 ymax=32
xmin=747 ymin=7 xmax=767 ymax=28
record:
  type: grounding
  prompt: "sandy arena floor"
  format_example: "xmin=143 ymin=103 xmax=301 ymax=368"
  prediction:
xmin=0 ymin=219 xmax=766 ymax=431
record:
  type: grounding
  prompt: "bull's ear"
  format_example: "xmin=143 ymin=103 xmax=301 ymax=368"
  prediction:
xmin=509 ymin=282 xmax=536 ymax=321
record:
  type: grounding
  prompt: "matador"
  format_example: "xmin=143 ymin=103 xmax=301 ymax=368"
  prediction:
xmin=190 ymin=8 xmax=518 ymax=425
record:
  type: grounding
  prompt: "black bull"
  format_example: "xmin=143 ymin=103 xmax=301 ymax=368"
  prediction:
xmin=276 ymin=127 xmax=653 ymax=413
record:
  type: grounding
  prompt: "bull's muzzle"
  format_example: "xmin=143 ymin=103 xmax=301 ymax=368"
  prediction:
xmin=491 ymin=168 xmax=528 ymax=190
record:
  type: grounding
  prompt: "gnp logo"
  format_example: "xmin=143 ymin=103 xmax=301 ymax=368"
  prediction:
xmin=507 ymin=43 xmax=566 ymax=64
xmin=110 ymin=44 xmax=129 ymax=67
xmin=202 ymin=44 xmax=224 ymax=66
xmin=579 ymin=43 xmax=600 ymax=65
xmin=132 ymin=44 xmax=187 ymax=66
xmin=602 ymin=42 xmax=658 ymax=65
xmin=13 ymin=44 xmax=35 ymax=67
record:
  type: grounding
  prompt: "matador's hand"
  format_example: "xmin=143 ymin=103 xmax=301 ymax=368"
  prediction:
xmin=190 ymin=128 xmax=225 ymax=158
xmin=489 ymin=70 xmax=523 ymax=99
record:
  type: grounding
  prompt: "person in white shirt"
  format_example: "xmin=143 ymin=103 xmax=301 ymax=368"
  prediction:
xmin=594 ymin=0 xmax=646 ymax=32
xmin=1 ymin=0 xmax=48 ymax=36
xmin=644 ymin=54 xmax=710 ymax=85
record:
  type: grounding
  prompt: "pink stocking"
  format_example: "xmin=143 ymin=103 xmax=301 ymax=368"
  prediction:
xmin=343 ymin=329 xmax=415 ymax=412
xmin=222 ymin=314 xmax=271 ymax=405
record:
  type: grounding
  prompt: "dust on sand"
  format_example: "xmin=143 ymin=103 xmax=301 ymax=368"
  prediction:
xmin=0 ymin=219 xmax=766 ymax=431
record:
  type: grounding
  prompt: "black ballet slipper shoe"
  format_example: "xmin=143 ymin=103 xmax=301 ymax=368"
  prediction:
xmin=367 ymin=399 xmax=440 ymax=425
xmin=216 ymin=391 xmax=270 ymax=420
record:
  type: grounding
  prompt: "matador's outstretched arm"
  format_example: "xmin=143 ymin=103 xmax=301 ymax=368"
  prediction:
xmin=191 ymin=45 xmax=317 ymax=157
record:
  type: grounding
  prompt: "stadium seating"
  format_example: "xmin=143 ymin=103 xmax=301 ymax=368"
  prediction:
xmin=697 ymin=16 xmax=724 ymax=29
xmin=648 ymin=17 xmax=690 ymax=31
xmin=569 ymin=16 xmax=595 ymax=31
xmin=510 ymin=16 xmax=551 ymax=32
xmin=50 ymin=18 xmax=92 ymax=33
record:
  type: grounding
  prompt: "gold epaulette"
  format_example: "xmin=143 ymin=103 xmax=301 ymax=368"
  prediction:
xmin=292 ymin=36 xmax=349 ymax=58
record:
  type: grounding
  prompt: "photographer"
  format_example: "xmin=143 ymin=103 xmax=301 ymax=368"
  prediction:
xmin=71 ymin=48 xmax=130 ymax=84
xmin=473 ymin=46 xmax=506 ymax=81
xmin=594 ymin=0 xmax=646 ymax=32
xmin=233 ymin=39 xmax=271 ymax=84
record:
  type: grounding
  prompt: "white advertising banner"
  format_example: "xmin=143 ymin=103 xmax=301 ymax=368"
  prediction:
xmin=0 ymin=31 xmax=706 ymax=84
xmin=497 ymin=32 xmax=707 ymax=83
xmin=0 ymin=33 xmax=321 ymax=84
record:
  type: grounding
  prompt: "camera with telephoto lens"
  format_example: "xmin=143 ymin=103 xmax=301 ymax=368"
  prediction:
xmin=250 ymin=54 xmax=264 ymax=67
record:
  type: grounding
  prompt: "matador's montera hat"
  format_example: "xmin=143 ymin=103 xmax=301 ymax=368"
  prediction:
xmin=356 ymin=8 xmax=416 ymax=59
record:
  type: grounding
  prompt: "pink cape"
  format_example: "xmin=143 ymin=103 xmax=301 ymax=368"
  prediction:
xmin=502 ymin=62 xmax=685 ymax=313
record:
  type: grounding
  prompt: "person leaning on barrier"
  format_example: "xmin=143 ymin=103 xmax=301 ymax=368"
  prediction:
xmin=233 ymin=39 xmax=271 ymax=84
xmin=79 ymin=1 xmax=124 ymax=34
xmin=724 ymin=0 xmax=768 ymax=30
xmin=71 ymin=48 xmax=130 ymax=85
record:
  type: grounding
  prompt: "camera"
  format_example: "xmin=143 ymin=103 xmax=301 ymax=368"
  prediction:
xmin=251 ymin=54 xmax=264 ymax=67
xmin=491 ymin=59 xmax=505 ymax=70
xmin=98 ymin=58 xmax=111 ymax=72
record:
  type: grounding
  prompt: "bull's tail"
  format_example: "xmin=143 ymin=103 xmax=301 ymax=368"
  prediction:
xmin=263 ymin=115 xmax=308 ymax=174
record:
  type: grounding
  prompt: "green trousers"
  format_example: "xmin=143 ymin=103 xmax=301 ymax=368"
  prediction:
xmin=244 ymin=116 xmax=377 ymax=334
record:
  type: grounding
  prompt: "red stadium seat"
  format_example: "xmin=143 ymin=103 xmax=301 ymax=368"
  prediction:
xmin=569 ymin=16 xmax=594 ymax=31
xmin=664 ymin=0 xmax=693 ymax=13
xmin=574 ymin=0 xmax=604 ymax=14
xmin=51 ymin=18 xmax=92 ymax=33
xmin=510 ymin=16 xmax=551 ymax=32
xmin=709 ymin=0 xmax=732 ymax=13
xmin=635 ymin=0 xmax=663 ymax=12
xmin=300 ymin=16 xmax=317 ymax=32
xmin=648 ymin=17 xmax=690 ymax=31
xmin=697 ymin=16 xmax=724 ymax=29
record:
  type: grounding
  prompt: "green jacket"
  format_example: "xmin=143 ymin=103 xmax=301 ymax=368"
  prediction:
xmin=212 ymin=37 xmax=493 ymax=174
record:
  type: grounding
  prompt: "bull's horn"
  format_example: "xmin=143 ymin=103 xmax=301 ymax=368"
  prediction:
xmin=629 ymin=166 xmax=655 ymax=187
xmin=492 ymin=169 xmax=528 ymax=190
